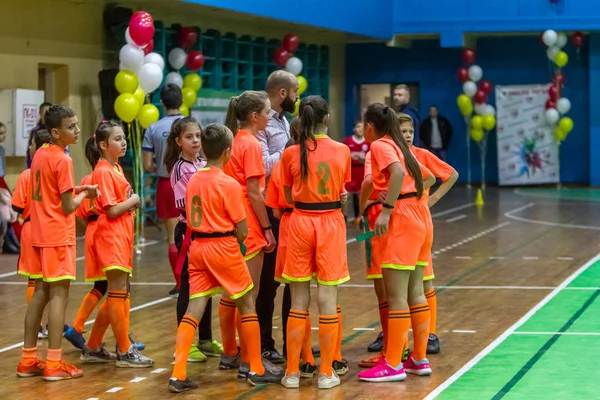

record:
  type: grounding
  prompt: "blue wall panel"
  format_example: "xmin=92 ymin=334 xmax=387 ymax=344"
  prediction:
xmin=345 ymin=37 xmax=589 ymax=185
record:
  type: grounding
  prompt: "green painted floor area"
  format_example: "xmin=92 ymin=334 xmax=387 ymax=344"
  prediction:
xmin=435 ymin=260 xmax=600 ymax=399
xmin=515 ymin=188 xmax=600 ymax=202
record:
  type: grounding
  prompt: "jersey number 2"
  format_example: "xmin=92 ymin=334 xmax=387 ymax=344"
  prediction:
xmin=190 ymin=196 xmax=203 ymax=228
xmin=317 ymin=162 xmax=331 ymax=195
xmin=32 ymin=170 xmax=42 ymax=201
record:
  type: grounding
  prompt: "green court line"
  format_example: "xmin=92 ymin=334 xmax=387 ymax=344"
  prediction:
xmin=492 ymin=290 xmax=600 ymax=399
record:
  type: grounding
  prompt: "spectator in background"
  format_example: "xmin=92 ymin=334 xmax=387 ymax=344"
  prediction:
xmin=392 ymin=84 xmax=420 ymax=146
xmin=26 ymin=102 xmax=52 ymax=168
xmin=420 ymin=105 xmax=453 ymax=161
xmin=0 ymin=123 xmax=19 ymax=254
xmin=343 ymin=121 xmax=369 ymax=226
xmin=0 ymin=122 xmax=6 ymax=191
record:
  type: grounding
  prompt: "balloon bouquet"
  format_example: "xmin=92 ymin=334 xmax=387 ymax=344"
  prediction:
xmin=165 ymin=27 xmax=205 ymax=117
xmin=456 ymin=48 xmax=496 ymax=189
xmin=272 ymin=34 xmax=308 ymax=116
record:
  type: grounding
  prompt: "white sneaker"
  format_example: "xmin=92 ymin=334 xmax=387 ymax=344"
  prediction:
xmin=281 ymin=373 xmax=300 ymax=388
xmin=317 ymin=369 xmax=340 ymax=389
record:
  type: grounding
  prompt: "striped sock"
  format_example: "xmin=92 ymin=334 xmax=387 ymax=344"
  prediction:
xmin=172 ymin=315 xmax=198 ymax=381
xmin=73 ymin=288 xmax=103 ymax=333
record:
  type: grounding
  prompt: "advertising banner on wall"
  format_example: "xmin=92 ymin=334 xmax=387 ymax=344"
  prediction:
xmin=191 ymin=88 xmax=239 ymax=127
xmin=495 ymin=84 xmax=559 ymax=186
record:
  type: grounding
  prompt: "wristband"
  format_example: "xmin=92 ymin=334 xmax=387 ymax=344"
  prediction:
xmin=262 ymin=225 xmax=272 ymax=232
xmin=382 ymin=203 xmax=394 ymax=210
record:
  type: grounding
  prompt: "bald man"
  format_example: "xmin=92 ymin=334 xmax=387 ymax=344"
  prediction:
xmin=255 ymin=70 xmax=299 ymax=363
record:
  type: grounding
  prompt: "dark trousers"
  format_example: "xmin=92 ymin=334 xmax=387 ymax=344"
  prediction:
xmin=429 ymin=147 xmax=447 ymax=162
xmin=175 ymin=222 xmax=212 ymax=341
xmin=256 ymin=207 xmax=292 ymax=352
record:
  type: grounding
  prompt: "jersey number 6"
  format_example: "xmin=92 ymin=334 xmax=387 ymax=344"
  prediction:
xmin=190 ymin=196 xmax=203 ymax=228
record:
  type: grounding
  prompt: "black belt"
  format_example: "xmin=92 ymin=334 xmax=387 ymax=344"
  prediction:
xmin=192 ymin=231 xmax=236 ymax=240
xmin=88 ymin=215 xmax=99 ymax=222
xmin=24 ymin=217 xmax=30 ymax=223
xmin=398 ymin=192 xmax=417 ymax=200
xmin=294 ymin=201 xmax=342 ymax=211
xmin=283 ymin=208 xmax=293 ymax=213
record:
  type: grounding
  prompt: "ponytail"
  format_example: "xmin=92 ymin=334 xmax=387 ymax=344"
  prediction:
xmin=298 ymin=96 xmax=329 ymax=181
xmin=224 ymin=91 xmax=269 ymax=136
xmin=84 ymin=136 xmax=100 ymax=169
xmin=224 ymin=96 xmax=239 ymax=135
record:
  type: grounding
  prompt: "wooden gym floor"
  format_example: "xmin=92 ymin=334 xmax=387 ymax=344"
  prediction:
xmin=1 ymin=187 xmax=599 ymax=399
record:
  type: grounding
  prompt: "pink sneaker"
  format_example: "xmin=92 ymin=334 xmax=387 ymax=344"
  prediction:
xmin=403 ymin=356 xmax=432 ymax=376
xmin=357 ymin=358 xmax=406 ymax=382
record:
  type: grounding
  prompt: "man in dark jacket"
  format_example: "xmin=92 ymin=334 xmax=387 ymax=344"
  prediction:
xmin=419 ymin=106 xmax=453 ymax=161
xmin=392 ymin=84 xmax=421 ymax=146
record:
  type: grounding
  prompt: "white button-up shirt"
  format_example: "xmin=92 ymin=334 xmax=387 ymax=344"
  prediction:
xmin=256 ymin=109 xmax=290 ymax=183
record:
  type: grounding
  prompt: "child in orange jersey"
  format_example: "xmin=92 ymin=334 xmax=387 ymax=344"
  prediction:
xmin=358 ymin=104 xmax=436 ymax=383
xmin=223 ymin=91 xmax=279 ymax=376
xmin=280 ymin=96 xmax=351 ymax=390
xmin=11 ymin=129 xmax=52 ymax=338
xmin=17 ymin=105 xmax=99 ymax=381
xmin=85 ymin=120 xmax=153 ymax=367
xmin=169 ymin=124 xmax=283 ymax=393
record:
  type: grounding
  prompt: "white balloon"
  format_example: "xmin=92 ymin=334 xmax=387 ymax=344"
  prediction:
xmin=544 ymin=108 xmax=560 ymax=125
xmin=144 ymin=52 xmax=165 ymax=71
xmin=463 ymin=81 xmax=478 ymax=97
xmin=125 ymin=28 xmax=137 ymax=47
xmin=168 ymin=48 xmax=187 ymax=71
xmin=547 ymin=46 xmax=560 ymax=61
xmin=556 ymin=98 xmax=571 ymax=114
xmin=484 ymin=105 xmax=496 ymax=116
xmin=468 ymin=65 xmax=483 ymax=82
xmin=138 ymin=63 xmax=163 ymax=94
xmin=475 ymin=103 xmax=487 ymax=116
xmin=556 ymin=32 xmax=568 ymax=48
xmin=285 ymin=57 xmax=303 ymax=76
xmin=119 ymin=44 xmax=144 ymax=74
xmin=165 ymin=71 xmax=184 ymax=88
xmin=542 ymin=30 xmax=558 ymax=47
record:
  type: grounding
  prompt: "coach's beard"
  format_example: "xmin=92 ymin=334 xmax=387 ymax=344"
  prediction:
xmin=281 ymin=96 xmax=296 ymax=114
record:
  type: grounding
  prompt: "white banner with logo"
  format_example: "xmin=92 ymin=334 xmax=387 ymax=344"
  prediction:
xmin=495 ymin=84 xmax=559 ymax=186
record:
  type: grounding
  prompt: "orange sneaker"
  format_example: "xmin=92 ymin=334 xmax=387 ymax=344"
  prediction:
xmin=16 ymin=359 xmax=46 ymax=377
xmin=358 ymin=352 xmax=384 ymax=368
xmin=43 ymin=360 xmax=84 ymax=381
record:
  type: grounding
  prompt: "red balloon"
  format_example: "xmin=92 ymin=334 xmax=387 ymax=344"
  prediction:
xmin=474 ymin=90 xmax=487 ymax=104
xmin=457 ymin=67 xmax=469 ymax=83
xmin=129 ymin=11 xmax=155 ymax=47
xmin=186 ymin=51 xmax=205 ymax=72
xmin=462 ymin=48 xmax=476 ymax=65
xmin=572 ymin=31 xmax=585 ymax=48
xmin=545 ymin=99 xmax=556 ymax=110
xmin=548 ymin=85 xmax=559 ymax=101
xmin=283 ymin=34 xmax=299 ymax=54
xmin=178 ymin=27 xmax=198 ymax=49
xmin=553 ymin=71 xmax=565 ymax=85
xmin=143 ymin=39 xmax=154 ymax=55
xmin=479 ymin=80 xmax=493 ymax=94
xmin=273 ymin=47 xmax=290 ymax=68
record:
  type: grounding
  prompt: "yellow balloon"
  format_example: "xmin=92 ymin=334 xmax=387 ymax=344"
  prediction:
xmin=297 ymin=75 xmax=308 ymax=96
xmin=182 ymin=87 xmax=197 ymax=108
xmin=459 ymin=102 xmax=473 ymax=117
xmin=558 ymin=116 xmax=573 ymax=134
xmin=114 ymin=93 xmax=140 ymax=123
xmin=183 ymin=73 xmax=203 ymax=92
xmin=555 ymin=51 xmax=569 ymax=67
xmin=291 ymin=98 xmax=300 ymax=117
xmin=179 ymin=104 xmax=190 ymax=117
xmin=137 ymin=104 xmax=160 ymax=129
xmin=471 ymin=128 xmax=484 ymax=142
xmin=471 ymin=116 xmax=483 ymax=130
xmin=457 ymin=94 xmax=471 ymax=109
xmin=133 ymin=87 xmax=145 ymax=107
xmin=554 ymin=127 xmax=566 ymax=142
xmin=482 ymin=114 xmax=496 ymax=131
xmin=115 ymin=70 xmax=138 ymax=94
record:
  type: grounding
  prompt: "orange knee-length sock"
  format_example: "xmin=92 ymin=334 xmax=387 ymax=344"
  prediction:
xmin=318 ymin=315 xmax=338 ymax=376
xmin=240 ymin=313 xmax=265 ymax=375
xmin=425 ymin=288 xmax=437 ymax=335
xmin=334 ymin=305 xmax=343 ymax=361
xmin=386 ymin=309 xmax=411 ymax=368
xmin=218 ymin=298 xmax=238 ymax=356
xmin=107 ymin=290 xmax=130 ymax=353
xmin=301 ymin=313 xmax=315 ymax=366
xmin=285 ymin=309 xmax=308 ymax=375
xmin=26 ymin=279 xmax=35 ymax=304
xmin=171 ymin=315 xmax=198 ymax=381
xmin=73 ymin=288 xmax=103 ymax=334
xmin=378 ymin=300 xmax=389 ymax=354
xmin=124 ymin=291 xmax=131 ymax=333
xmin=410 ymin=303 xmax=431 ymax=361
xmin=235 ymin=309 xmax=248 ymax=363
xmin=87 ymin=300 xmax=110 ymax=349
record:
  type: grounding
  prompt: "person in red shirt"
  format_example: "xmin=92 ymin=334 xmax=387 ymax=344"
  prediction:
xmin=343 ymin=121 xmax=370 ymax=225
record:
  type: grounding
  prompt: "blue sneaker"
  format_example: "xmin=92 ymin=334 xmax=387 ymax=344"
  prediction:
xmin=130 ymin=334 xmax=145 ymax=351
xmin=64 ymin=326 xmax=86 ymax=350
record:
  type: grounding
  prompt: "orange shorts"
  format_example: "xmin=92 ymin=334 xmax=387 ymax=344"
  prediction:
xmin=274 ymin=211 xmax=292 ymax=283
xmin=33 ymin=245 xmax=77 ymax=282
xmin=94 ymin=215 xmax=134 ymax=275
xmin=243 ymin=196 xmax=267 ymax=259
xmin=282 ymin=210 xmax=349 ymax=286
xmin=84 ymin=221 xmax=105 ymax=282
xmin=188 ymin=236 xmax=254 ymax=299
xmin=365 ymin=203 xmax=383 ymax=280
xmin=17 ymin=221 xmax=42 ymax=279
xmin=381 ymin=198 xmax=433 ymax=271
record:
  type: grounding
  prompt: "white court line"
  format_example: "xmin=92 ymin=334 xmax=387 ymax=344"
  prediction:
xmin=489 ymin=256 xmax=505 ymax=260
xmin=446 ymin=214 xmax=467 ymax=223
xmin=424 ymin=252 xmax=600 ymax=400
xmin=523 ymin=256 xmax=539 ymax=260
xmin=0 ymin=271 xmax=17 ymax=279
xmin=513 ymin=331 xmax=600 ymax=336
xmin=106 ymin=387 xmax=123 ymax=393
xmin=558 ymin=257 xmax=574 ymax=261
xmin=353 ymin=327 xmax=375 ymax=331
xmin=454 ymin=256 xmax=472 ymax=260
xmin=452 ymin=330 xmax=476 ymax=333
xmin=151 ymin=368 xmax=167 ymax=374
xmin=505 ymin=202 xmax=600 ymax=231
xmin=431 ymin=202 xmax=475 ymax=218
xmin=129 ymin=377 xmax=147 ymax=383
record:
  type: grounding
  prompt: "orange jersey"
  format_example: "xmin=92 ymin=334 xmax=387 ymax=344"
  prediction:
xmin=222 ymin=129 xmax=266 ymax=197
xmin=11 ymin=169 xmax=31 ymax=220
xmin=265 ymin=161 xmax=293 ymax=210
xmin=185 ymin=167 xmax=246 ymax=233
xmin=410 ymin=146 xmax=455 ymax=182
xmin=370 ymin=137 xmax=431 ymax=194
xmin=281 ymin=135 xmax=351 ymax=212
xmin=364 ymin=151 xmax=372 ymax=178
xmin=92 ymin=159 xmax=134 ymax=232
xmin=30 ymin=143 xmax=76 ymax=247
xmin=75 ymin=174 xmax=97 ymax=221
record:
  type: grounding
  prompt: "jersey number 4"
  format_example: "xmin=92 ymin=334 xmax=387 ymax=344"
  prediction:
xmin=190 ymin=196 xmax=203 ymax=228
xmin=317 ymin=162 xmax=331 ymax=195
xmin=32 ymin=170 xmax=43 ymax=201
